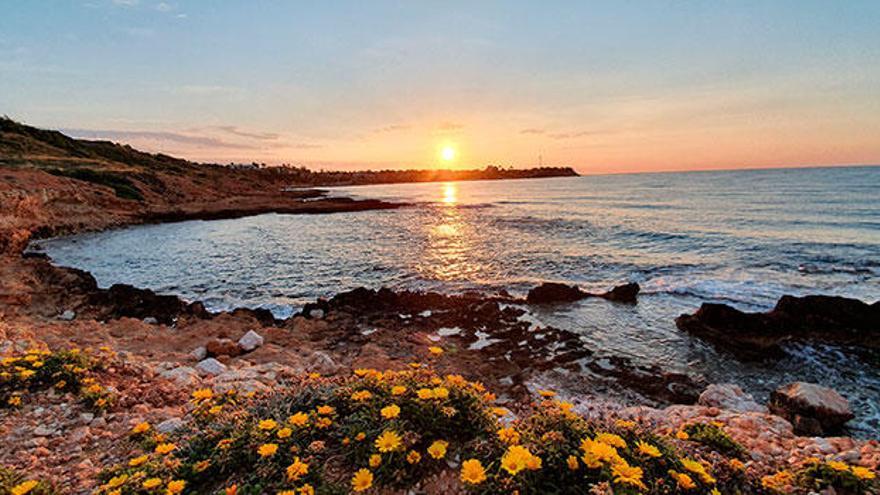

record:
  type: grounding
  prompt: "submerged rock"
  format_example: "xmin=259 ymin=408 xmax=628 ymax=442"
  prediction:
xmin=526 ymin=282 xmax=640 ymax=305
xmin=768 ymin=382 xmax=854 ymax=436
xmin=675 ymin=294 xmax=880 ymax=357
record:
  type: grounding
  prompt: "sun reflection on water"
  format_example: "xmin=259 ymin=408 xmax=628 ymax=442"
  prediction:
xmin=441 ymin=182 xmax=457 ymax=205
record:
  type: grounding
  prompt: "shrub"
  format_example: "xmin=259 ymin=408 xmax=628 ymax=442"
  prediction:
xmin=683 ymin=422 xmax=747 ymax=458
xmin=0 ymin=347 xmax=113 ymax=412
xmin=46 ymin=168 xmax=144 ymax=201
xmin=0 ymin=466 xmax=56 ymax=495
xmin=95 ymin=364 xmax=777 ymax=494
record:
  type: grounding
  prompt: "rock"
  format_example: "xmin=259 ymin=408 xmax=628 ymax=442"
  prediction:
xmin=79 ymin=412 xmax=95 ymax=424
xmin=237 ymin=330 xmax=264 ymax=352
xmin=206 ymin=338 xmax=241 ymax=358
xmin=159 ymin=366 xmax=200 ymax=387
xmin=768 ymin=382 xmax=854 ymax=436
xmin=600 ymin=282 xmax=640 ymax=304
xmin=304 ymin=351 xmax=341 ymax=375
xmin=676 ymin=294 xmax=880 ymax=357
xmin=195 ymin=358 xmax=228 ymax=376
xmin=34 ymin=426 xmax=56 ymax=436
xmin=156 ymin=417 xmax=186 ymax=434
xmin=698 ymin=384 xmax=768 ymax=413
xmin=526 ymin=282 xmax=585 ymax=304
xmin=189 ymin=346 xmax=207 ymax=361
xmin=308 ymin=308 xmax=325 ymax=319
xmin=58 ymin=309 xmax=76 ymax=321
xmin=143 ymin=316 xmax=159 ymax=325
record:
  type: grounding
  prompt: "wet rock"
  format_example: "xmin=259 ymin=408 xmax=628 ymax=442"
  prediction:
xmin=768 ymin=382 xmax=854 ymax=436
xmin=526 ymin=283 xmax=585 ymax=304
xmin=600 ymin=282 xmax=640 ymax=304
xmin=143 ymin=316 xmax=159 ymax=325
xmin=206 ymin=338 xmax=241 ymax=358
xmin=237 ymin=330 xmax=264 ymax=352
xmin=196 ymin=358 xmax=228 ymax=376
xmin=698 ymin=384 xmax=768 ymax=413
xmin=58 ymin=309 xmax=76 ymax=321
xmin=676 ymin=294 xmax=880 ymax=357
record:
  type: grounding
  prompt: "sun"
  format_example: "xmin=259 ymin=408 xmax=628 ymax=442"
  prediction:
xmin=440 ymin=145 xmax=456 ymax=162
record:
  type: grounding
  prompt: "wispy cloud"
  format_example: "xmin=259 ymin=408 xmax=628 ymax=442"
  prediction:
xmin=63 ymin=128 xmax=260 ymax=150
xmin=211 ymin=125 xmax=279 ymax=141
xmin=519 ymin=128 xmax=545 ymax=135
xmin=155 ymin=2 xmax=173 ymax=12
xmin=111 ymin=0 xmax=139 ymax=6
xmin=373 ymin=124 xmax=411 ymax=133
xmin=436 ymin=121 xmax=464 ymax=131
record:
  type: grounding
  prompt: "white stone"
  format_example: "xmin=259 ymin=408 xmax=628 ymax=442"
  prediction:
xmin=190 ymin=346 xmax=207 ymax=361
xmin=196 ymin=358 xmax=228 ymax=376
xmin=159 ymin=366 xmax=200 ymax=386
xmin=58 ymin=309 xmax=76 ymax=321
xmin=237 ymin=330 xmax=264 ymax=352
xmin=156 ymin=417 xmax=186 ymax=434
xmin=698 ymin=383 xmax=768 ymax=414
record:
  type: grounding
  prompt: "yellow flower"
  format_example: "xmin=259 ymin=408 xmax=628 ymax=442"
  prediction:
xmin=596 ymin=432 xmax=626 ymax=449
xmin=497 ymin=427 xmax=521 ymax=445
xmin=675 ymin=430 xmax=690 ymax=440
xmin=277 ymin=427 xmax=292 ymax=439
xmin=501 ymin=445 xmax=541 ymax=475
xmin=613 ymin=462 xmax=646 ymax=489
xmin=166 ymin=480 xmax=186 ymax=494
xmin=315 ymin=417 xmax=332 ymax=429
xmin=308 ymin=372 xmax=321 ymax=379
xmin=194 ymin=460 xmax=210 ymax=472
xmin=143 ymin=478 xmax=163 ymax=490
xmin=637 ymin=441 xmax=661 ymax=458
xmin=278 ymin=491 xmax=294 ymax=495
xmin=369 ymin=454 xmax=382 ymax=468
xmin=729 ymin=458 xmax=745 ymax=471
xmin=461 ymin=459 xmax=487 ymax=484
xmin=19 ymin=369 xmax=35 ymax=380
xmin=537 ymin=389 xmax=556 ymax=397
xmin=432 ymin=387 xmax=449 ymax=399
xmin=217 ymin=438 xmax=233 ymax=450
xmin=681 ymin=458 xmax=715 ymax=484
xmin=208 ymin=405 xmax=223 ymax=415
xmin=11 ymin=480 xmax=39 ymax=495
xmin=407 ymin=450 xmax=422 ymax=464
xmin=375 ymin=429 xmax=402 ymax=452
xmin=669 ymin=470 xmax=696 ymax=490
xmin=129 ymin=454 xmax=149 ymax=467
xmin=615 ymin=419 xmax=636 ymax=429
xmin=852 ymin=466 xmax=875 ymax=480
xmin=580 ymin=438 xmax=621 ymax=468
xmin=351 ymin=390 xmax=373 ymax=401
xmin=259 ymin=419 xmax=278 ymax=430
xmin=354 ymin=368 xmax=371 ymax=376
xmin=7 ymin=396 xmax=21 ymax=407
xmin=298 ymin=484 xmax=315 ymax=495
xmin=380 ymin=404 xmax=400 ymax=419
xmin=316 ymin=404 xmax=335 ymax=415
xmin=258 ymin=443 xmax=278 ymax=457
xmin=286 ymin=457 xmax=309 ymax=481
xmin=427 ymin=440 xmax=448 ymax=459
xmin=567 ymin=455 xmax=579 ymax=470
xmin=710 ymin=489 xmax=721 ymax=495
xmin=391 ymin=385 xmax=407 ymax=395
xmin=355 ymin=432 xmax=366 ymax=441
xmin=417 ymin=388 xmax=434 ymax=400
xmin=828 ymin=460 xmax=850 ymax=472
xmin=351 ymin=469 xmax=373 ymax=492
xmin=154 ymin=443 xmax=176 ymax=455
xmin=288 ymin=412 xmax=309 ymax=427
xmin=428 ymin=346 xmax=444 ymax=355
xmin=192 ymin=388 xmax=213 ymax=401
xmin=491 ymin=407 xmax=509 ymax=416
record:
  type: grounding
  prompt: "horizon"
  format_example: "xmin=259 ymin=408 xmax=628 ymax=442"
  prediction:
xmin=2 ymin=2 xmax=880 ymax=174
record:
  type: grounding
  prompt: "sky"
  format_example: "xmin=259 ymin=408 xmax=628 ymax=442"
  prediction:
xmin=2 ymin=1 xmax=879 ymax=174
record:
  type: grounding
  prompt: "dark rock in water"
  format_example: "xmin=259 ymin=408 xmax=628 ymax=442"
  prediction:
xmin=601 ymin=282 xmax=640 ymax=304
xmin=206 ymin=338 xmax=242 ymax=358
xmin=768 ymin=382 xmax=854 ymax=436
xmin=230 ymin=307 xmax=277 ymax=326
xmin=676 ymin=294 xmax=880 ymax=357
xmin=526 ymin=282 xmax=639 ymax=305
xmin=586 ymin=356 xmax=704 ymax=404
xmin=526 ymin=282 xmax=585 ymax=304
xmin=89 ymin=283 xmax=209 ymax=325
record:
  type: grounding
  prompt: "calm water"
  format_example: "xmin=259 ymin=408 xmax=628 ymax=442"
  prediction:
xmin=37 ymin=166 xmax=880 ymax=435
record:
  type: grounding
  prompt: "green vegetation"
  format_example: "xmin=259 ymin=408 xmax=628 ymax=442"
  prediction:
xmin=683 ymin=422 xmax=747 ymax=459
xmin=47 ymin=168 xmax=144 ymax=201
xmin=0 ymin=466 xmax=56 ymax=495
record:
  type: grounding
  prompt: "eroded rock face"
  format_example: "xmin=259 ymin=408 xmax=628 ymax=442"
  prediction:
xmin=675 ymin=294 xmax=880 ymax=357
xmin=206 ymin=338 xmax=241 ymax=358
xmin=768 ymin=382 xmax=854 ymax=436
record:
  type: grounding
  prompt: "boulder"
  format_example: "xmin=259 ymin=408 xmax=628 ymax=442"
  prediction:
xmin=156 ymin=417 xmax=186 ymax=434
xmin=304 ymin=351 xmax=341 ymax=375
xmin=237 ymin=330 xmax=264 ymax=352
xmin=698 ymin=384 xmax=768 ymax=413
xmin=600 ymin=282 xmax=640 ymax=304
xmin=189 ymin=346 xmax=207 ymax=361
xmin=195 ymin=358 xmax=228 ymax=376
xmin=526 ymin=283 xmax=585 ymax=304
xmin=676 ymin=294 xmax=880 ymax=357
xmin=159 ymin=366 xmax=200 ymax=387
xmin=768 ymin=382 xmax=854 ymax=436
xmin=58 ymin=309 xmax=76 ymax=321
xmin=206 ymin=338 xmax=241 ymax=358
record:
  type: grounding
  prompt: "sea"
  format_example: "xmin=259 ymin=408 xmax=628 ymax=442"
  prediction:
xmin=35 ymin=166 xmax=880 ymax=435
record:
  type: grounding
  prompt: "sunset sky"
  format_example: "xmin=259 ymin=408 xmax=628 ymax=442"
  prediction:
xmin=2 ymin=1 xmax=879 ymax=174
